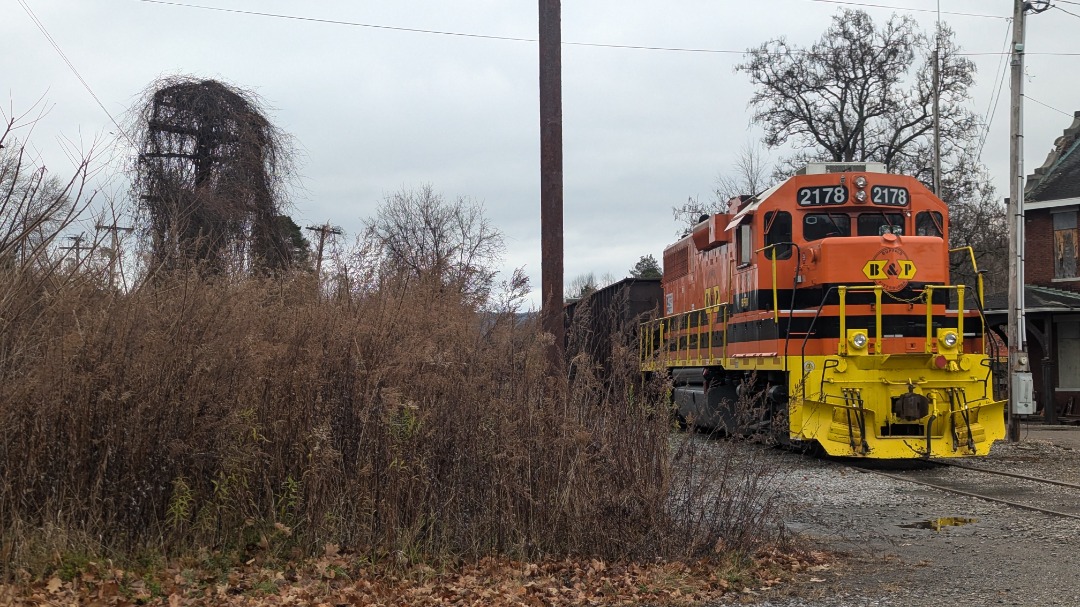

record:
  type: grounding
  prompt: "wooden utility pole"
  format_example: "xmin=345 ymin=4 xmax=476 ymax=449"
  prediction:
xmin=932 ymin=46 xmax=941 ymax=196
xmin=60 ymin=233 xmax=88 ymax=266
xmin=932 ymin=3 xmax=941 ymax=195
xmin=539 ymin=0 xmax=565 ymax=373
xmin=305 ymin=223 xmax=341 ymax=280
xmin=95 ymin=223 xmax=133 ymax=288
xmin=1007 ymin=0 xmax=1030 ymax=442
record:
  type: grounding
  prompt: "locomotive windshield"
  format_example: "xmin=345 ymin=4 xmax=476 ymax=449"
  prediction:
xmin=805 ymin=212 xmax=913 ymax=240
xmin=803 ymin=213 xmax=850 ymax=241
xmin=857 ymin=213 xmax=905 ymax=236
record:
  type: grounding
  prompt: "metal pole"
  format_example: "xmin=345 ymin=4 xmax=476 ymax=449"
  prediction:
xmin=539 ymin=0 xmax=565 ymax=372
xmin=1007 ymin=0 xmax=1029 ymax=442
xmin=932 ymin=46 xmax=941 ymax=196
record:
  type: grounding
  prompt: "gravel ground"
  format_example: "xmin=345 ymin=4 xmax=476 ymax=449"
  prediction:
xmin=713 ymin=428 xmax=1080 ymax=606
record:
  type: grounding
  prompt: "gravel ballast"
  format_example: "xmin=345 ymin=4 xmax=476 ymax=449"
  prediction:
xmin=713 ymin=427 xmax=1080 ymax=606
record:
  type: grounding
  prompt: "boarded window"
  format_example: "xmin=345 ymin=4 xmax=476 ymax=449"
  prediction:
xmin=1058 ymin=320 xmax=1080 ymax=389
xmin=1054 ymin=210 xmax=1078 ymax=279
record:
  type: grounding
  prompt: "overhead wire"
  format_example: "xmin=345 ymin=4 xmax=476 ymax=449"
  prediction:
xmin=1052 ymin=4 xmax=1080 ymax=19
xmin=17 ymin=0 xmax=137 ymax=150
xmin=1023 ymin=94 xmax=1074 ymax=118
xmin=975 ymin=19 xmax=1013 ymax=163
xmin=808 ymin=0 xmax=1007 ymax=20
xmin=24 ymin=0 xmax=1077 ymax=173
xmin=133 ymin=0 xmax=1080 ymax=58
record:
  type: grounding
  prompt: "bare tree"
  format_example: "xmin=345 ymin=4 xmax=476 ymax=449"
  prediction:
xmin=673 ymin=143 xmax=772 ymax=233
xmin=0 ymin=107 xmax=92 ymax=269
xmin=567 ymin=272 xmax=599 ymax=300
xmin=366 ymin=184 xmax=504 ymax=304
xmin=735 ymin=9 xmax=1005 ymax=289
xmin=129 ymin=76 xmax=297 ymax=275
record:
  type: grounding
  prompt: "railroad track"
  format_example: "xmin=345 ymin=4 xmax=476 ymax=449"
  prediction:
xmin=850 ymin=459 xmax=1080 ymax=521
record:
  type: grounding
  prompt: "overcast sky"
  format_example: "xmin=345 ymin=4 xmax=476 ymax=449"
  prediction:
xmin=3 ymin=1 xmax=1078 ymax=305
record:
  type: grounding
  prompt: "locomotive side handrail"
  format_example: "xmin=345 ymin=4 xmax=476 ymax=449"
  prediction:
xmin=756 ymin=243 xmax=782 ymax=324
xmin=949 ymin=246 xmax=988 ymax=355
xmin=639 ymin=303 xmax=729 ymax=369
xmin=949 ymin=246 xmax=985 ymax=307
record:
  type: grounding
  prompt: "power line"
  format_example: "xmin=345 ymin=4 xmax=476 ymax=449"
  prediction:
xmin=17 ymin=0 xmax=137 ymax=149
xmin=1023 ymin=94 xmax=1074 ymax=118
xmin=1053 ymin=4 xmax=1080 ymax=20
xmin=138 ymin=0 xmax=540 ymax=43
xmin=976 ymin=19 xmax=1013 ymax=163
xmin=136 ymin=0 xmax=1080 ymax=58
xmin=808 ymin=0 xmax=1008 ymax=19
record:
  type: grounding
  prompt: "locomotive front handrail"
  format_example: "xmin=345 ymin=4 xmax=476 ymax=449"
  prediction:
xmin=924 ymin=285 xmax=964 ymax=354
xmin=837 ymin=285 xmax=884 ymax=355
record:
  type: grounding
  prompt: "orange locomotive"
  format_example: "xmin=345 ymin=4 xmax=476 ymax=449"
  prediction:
xmin=641 ymin=163 xmax=1005 ymax=458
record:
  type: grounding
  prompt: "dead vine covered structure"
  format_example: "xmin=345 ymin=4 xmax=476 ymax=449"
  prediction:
xmin=132 ymin=77 xmax=300 ymax=274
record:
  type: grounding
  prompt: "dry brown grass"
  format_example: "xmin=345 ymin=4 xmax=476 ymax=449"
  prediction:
xmin=0 ymin=122 xmax=788 ymax=583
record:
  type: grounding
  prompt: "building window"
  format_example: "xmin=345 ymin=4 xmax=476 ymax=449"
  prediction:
xmin=1054 ymin=210 xmax=1078 ymax=279
xmin=1058 ymin=320 xmax=1080 ymax=390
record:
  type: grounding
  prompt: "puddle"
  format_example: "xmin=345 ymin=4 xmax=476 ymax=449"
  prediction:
xmin=899 ymin=517 xmax=977 ymax=531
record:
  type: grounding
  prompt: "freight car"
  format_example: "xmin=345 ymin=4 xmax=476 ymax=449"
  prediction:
xmin=640 ymin=162 xmax=1006 ymax=458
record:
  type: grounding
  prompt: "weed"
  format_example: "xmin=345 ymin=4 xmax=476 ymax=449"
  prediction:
xmin=0 ymin=117 xmax=787 ymax=578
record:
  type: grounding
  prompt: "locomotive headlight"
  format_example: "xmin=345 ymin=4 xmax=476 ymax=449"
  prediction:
xmin=854 ymin=176 xmax=868 ymax=189
xmin=855 ymin=190 xmax=867 ymax=202
xmin=941 ymin=331 xmax=959 ymax=348
xmin=849 ymin=331 xmax=868 ymax=350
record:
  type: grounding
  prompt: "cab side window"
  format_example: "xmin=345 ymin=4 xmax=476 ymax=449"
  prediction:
xmin=738 ymin=223 xmax=753 ymax=266
xmin=916 ymin=211 xmax=944 ymax=237
xmin=764 ymin=211 xmax=792 ymax=259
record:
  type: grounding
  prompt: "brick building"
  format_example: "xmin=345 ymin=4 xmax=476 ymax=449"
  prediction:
xmin=987 ymin=111 xmax=1080 ymax=421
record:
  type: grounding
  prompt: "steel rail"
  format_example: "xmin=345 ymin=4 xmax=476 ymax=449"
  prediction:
xmin=852 ymin=467 xmax=1080 ymax=522
xmin=929 ymin=459 xmax=1080 ymax=491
